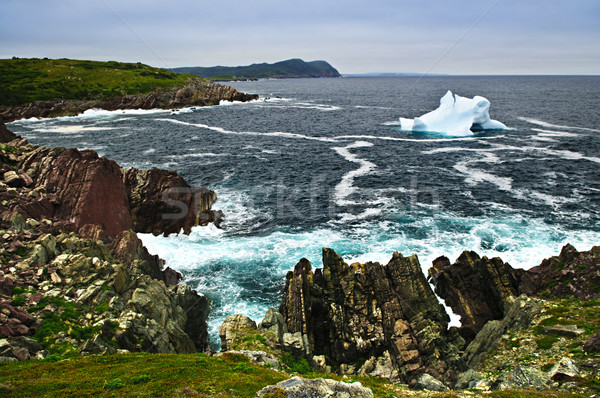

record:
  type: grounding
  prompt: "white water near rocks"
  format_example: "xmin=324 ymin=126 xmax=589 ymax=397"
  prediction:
xmin=9 ymin=76 xmax=600 ymax=348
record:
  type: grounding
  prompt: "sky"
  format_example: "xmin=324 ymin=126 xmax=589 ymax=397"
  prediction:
xmin=1 ymin=0 xmax=599 ymax=75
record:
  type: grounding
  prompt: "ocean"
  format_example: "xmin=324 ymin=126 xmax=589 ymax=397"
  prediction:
xmin=8 ymin=76 xmax=600 ymax=348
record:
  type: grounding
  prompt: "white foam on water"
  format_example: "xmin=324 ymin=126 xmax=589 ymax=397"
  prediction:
xmin=336 ymin=134 xmax=505 ymax=143
xmin=166 ymin=152 xmax=228 ymax=159
xmin=453 ymin=161 xmax=513 ymax=191
xmin=531 ymin=128 xmax=579 ymax=137
xmin=531 ymin=136 xmax=559 ymax=143
xmin=519 ymin=117 xmax=600 ymax=133
xmin=157 ymin=118 xmax=338 ymax=143
xmin=32 ymin=125 xmax=119 ymax=133
xmin=143 ymin=148 xmax=156 ymax=154
xmin=332 ymin=141 xmax=376 ymax=206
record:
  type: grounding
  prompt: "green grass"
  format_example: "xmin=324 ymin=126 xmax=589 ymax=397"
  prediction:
xmin=281 ymin=353 xmax=311 ymax=374
xmin=0 ymin=58 xmax=203 ymax=108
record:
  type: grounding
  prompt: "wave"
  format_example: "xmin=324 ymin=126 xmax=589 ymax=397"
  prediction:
xmin=519 ymin=117 xmax=600 ymax=133
xmin=332 ymin=141 xmax=377 ymax=206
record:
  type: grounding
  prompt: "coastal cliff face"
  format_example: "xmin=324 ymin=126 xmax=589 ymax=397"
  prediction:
xmin=0 ymin=120 xmax=211 ymax=360
xmin=279 ymin=249 xmax=466 ymax=384
xmin=0 ymin=81 xmax=258 ymax=122
xmin=428 ymin=251 xmax=524 ymax=340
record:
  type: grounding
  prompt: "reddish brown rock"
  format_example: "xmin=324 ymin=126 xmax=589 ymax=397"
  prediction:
xmin=428 ymin=251 xmax=524 ymax=341
xmin=520 ymin=244 xmax=600 ymax=299
xmin=18 ymin=146 xmax=132 ymax=238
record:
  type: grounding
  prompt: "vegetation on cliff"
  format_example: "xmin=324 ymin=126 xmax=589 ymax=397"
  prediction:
xmin=169 ymin=58 xmax=341 ymax=80
xmin=0 ymin=58 xmax=258 ymax=121
xmin=0 ymin=58 xmax=200 ymax=108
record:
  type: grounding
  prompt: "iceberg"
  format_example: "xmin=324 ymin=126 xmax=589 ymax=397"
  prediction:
xmin=400 ymin=91 xmax=508 ymax=136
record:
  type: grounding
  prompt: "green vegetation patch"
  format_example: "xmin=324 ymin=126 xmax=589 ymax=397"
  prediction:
xmin=0 ymin=58 xmax=204 ymax=108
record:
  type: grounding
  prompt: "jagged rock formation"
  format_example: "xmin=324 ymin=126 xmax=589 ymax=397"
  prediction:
xmin=428 ymin=251 xmax=524 ymax=340
xmin=0 ymin=82 xmax=258 ymax=122
xmin=123 ymin=168 xmax=221 ymax=236
xmin=520 ymin=244 xmax=600 ymax=299
xmin=279 ymin=248 xmax=466 ymax=385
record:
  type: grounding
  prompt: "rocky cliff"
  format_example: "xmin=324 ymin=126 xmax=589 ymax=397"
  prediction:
xmin=0 ymin=120 xmax=212 ymax=360
xmin=428 ymin=251 xmax=524 ymax=340
xmin=279 ymin=249 xmax=466 ymax=385
xmin=0 ymin=81 xmax=257 ymax=122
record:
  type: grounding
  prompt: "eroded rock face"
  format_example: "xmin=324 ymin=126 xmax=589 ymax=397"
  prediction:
xmin=280 ymin=248 xmax=465 ymax=384
xmin=218 ymin=314 xmax=258 ymax=352
xmin=428 ymin=251 xmax=524 ymax=340
xmin=123 ymin=168 xmax=220 ymax=236
xmin=19 ymin=146 xmax=132 ymax=239
xmin=520 ymin=244 xmax=600 ymax=299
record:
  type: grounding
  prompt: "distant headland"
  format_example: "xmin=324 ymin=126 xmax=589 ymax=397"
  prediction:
xmin=168 ymin=58 xmax=341 ymax=81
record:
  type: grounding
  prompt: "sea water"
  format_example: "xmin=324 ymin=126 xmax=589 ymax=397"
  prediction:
xmin=9 ymin=76 xmax=600 ymax=348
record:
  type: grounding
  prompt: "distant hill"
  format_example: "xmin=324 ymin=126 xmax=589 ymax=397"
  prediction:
xmin=169 ymin=59 xmax=341 ymax=80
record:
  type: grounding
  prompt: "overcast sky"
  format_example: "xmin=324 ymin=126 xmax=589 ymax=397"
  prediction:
xmin=1 ymin=0 xmax=598 ymax=74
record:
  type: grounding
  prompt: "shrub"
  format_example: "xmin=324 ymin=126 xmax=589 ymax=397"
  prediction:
xmin=104 ymin=378 xmax=125 ymax=390
xmin=281 ymin=353 xmax=311 ymax=374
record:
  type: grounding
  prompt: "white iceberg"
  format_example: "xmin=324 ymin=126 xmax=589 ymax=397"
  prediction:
xmin=400 ymin=90 xmax=508 ymax=136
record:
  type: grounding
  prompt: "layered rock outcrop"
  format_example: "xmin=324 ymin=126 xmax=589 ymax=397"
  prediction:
xmin=0 ymin=81 xmax=258 ymax=122
xmin=279 ymin=248 xmax=466 ymax=384
xmin=428 ymin=251 xmax=524 ymax=340
xmin=2 ymin=129 xmax=218 ymax=239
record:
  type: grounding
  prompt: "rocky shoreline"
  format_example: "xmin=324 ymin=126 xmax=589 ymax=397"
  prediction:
xmin=0 ymin=80 xmax=258 ymax=122
xmin=1 ymin=119 xmax=599 ymax=396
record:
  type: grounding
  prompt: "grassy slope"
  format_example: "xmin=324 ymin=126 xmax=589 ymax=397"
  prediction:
xmin=0 ymin=58 xmax=203 ymax=108
xmin=170 ymin=58 xmax=340 ymax=80
xmin=0 ymin=352 xmax=585 ymax=398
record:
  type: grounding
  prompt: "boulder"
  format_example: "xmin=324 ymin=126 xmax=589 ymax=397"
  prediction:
xmin=428 ymin=251 xmax=524 ymax=340
xmin=455 ymin=369 xmax=484 ymax=390
xmin=583 ymin=332 xmax=600 ymax=353
xmin=258 ymin=307 xmax=288 ymax=344
xmin=415 ymin=373 xmax=449 ymax=391
xmin=257 ymin=376 xmax=374 ymax=398
xmin=540 ymin=324 xmax=585 ymax=338
xmin=547 ymin=357 xmax=581 ymax=382
xmin=3 ymin=171 xmax=22 ymax=187
xmin=491 ymin=366 xmax=551 ymax=390
xmin=218 ymin=314 xmax=257 ymax=352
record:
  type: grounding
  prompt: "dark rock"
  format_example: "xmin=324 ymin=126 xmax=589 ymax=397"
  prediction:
xmin=0 ymin=119 xmax=18 ymax=143
xmin=11 ymin=347 xmax=29 ymax=361
xmin=0 ymin=82 xmax=258 ymax=122
xmin=429 ymin=251 xmax=524 ymax=340
xmin=11 ymin=336 xmax=42 ymax=354
xmin=257 ymin=376 xmax=374 ymax=398
xmin=3 ymin=171 xmax=22 ymax=187
xmin=110 ymin=230 xmax=164 ymax=281
xmin=520 ymin=244 xmax=600 ymax=299
xmin=280 ymin=249 xmax=464 ymax=383
xmin=163 ymin=267 xmax=182 ymax=287
xmin=463 ymin=296 xmax=541 ymax=369
xmin=173 ymin=284 xmax=209 ymax=352
xmin=583 ymin=332 xmax=600 ymax=353
xmin=123 ymin=168 xmax=218 ymax=236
